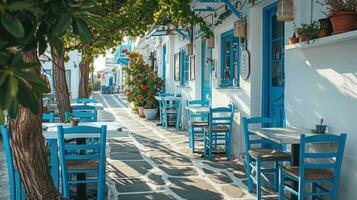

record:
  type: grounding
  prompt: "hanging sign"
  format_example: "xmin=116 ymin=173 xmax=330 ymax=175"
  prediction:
xmin=240 ymin=49 xmax=250 ymax=80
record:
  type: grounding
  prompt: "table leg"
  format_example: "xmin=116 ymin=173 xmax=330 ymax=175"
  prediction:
xmin=77 ymin=138 xmax=86 ymax=198
xmin=291 ymin=144 xmax=300 ymax=200
xmin=48 ymin=139 xmax=59 ymax=191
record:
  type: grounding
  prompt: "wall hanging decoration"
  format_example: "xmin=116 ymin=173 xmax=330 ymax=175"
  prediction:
xmin=206 ymin=34 xmax=215 ymax=49
xmin=174 ymin=53 xmax=180 ymax=81
xmin=190 ymin=55 xmax=195 ymax=80
xmin=186 ymin=43 xmax=193 ymax=56
xmin=234 ymin=20 xmax=247 ymax=38
xmin=240 ymin=49 xmax=250 ymax=80
xmin=277 ymin=0 xmax=294 ymax=22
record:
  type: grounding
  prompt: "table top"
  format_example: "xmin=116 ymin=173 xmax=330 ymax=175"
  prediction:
xmin=249 ymin=127 xmax=316 ymax=144
xmin=154 ymin=96 xmax=181 ymax=101
xmin=70 ymin=102 xmax=104 ymax=110
xmin=186 ymin=106 xmax=210 ymax=114
xmin=43 ymin=122 xmax=128 ymax=139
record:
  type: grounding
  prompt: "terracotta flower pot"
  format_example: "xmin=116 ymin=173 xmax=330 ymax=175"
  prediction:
xmin=318 ymin=17 xmax=332 ymax=35
xmin=330 ymin=11 xmax=357 ymax=35
xmin=319 ymin=30 xmax=329 ymax=38
xmin=137 ymin=107 xmax=145 ymax=118
xmin=70 ymin=118 xmax=80 ymax=127
xmin=288 ymin=37 xmax=299 ymax=45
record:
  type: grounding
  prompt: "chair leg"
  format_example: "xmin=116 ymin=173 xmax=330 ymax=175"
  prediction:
xmin=176 ymin=113 xmax=180 ymax=130
xmin=312 ymin=183 xmax=317 ymax=200
xmin=279 ymin=166 xmax=284 ymax=200
xmin=246 ymin=157 xmax=253 ymax=193
xmin=256 ymin=157 xmax=262 ymax=200
xmin=191 ymin=127 xmax=195 ymax=152
xmin=209 ymin=133 xmax=213 ymax=160
xmin=225 ymin=132 xmax=231 ymax=160
xmin=203 ymin=130 xmax=207 ymax=158
xmin=274 ymin=161 xmax=279 ymax=191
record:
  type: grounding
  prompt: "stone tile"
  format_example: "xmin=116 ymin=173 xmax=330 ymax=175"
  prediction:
xmin=168 ymin=178 xmax=224 ymax=200
xmin=152 ymin=156 xmax=192 ymax=166
xmin=107 ymin=160 xmax=153 ymax=178
xmin=159 ymin=166 xmax=198 ymax=176
xmin=117 ymin=192 xmax=176 ymax=200
xmin=109 ymin=151 xmax=143 ymax=160
xmin=148 ymin=172 xmax=166 ymax=186
xmin=221 ymin=184 xmax=247 ymax=198
xmin=203 ymin=169 xmax=233 ymax=184
xmin=114 ymin=178 xmax=152 ymax=193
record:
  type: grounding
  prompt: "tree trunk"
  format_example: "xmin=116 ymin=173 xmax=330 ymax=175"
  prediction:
xmin=8 ymin=50 xmax=62 ymax=200
xmin=51 ymin=48 xmax=72 ymax=121
xmin=78 ymin=56 xmax=92 ymax=98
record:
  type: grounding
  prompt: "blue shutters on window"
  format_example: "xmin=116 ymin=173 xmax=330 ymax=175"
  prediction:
xmin=220 ymin=30 xmax=240 ymax=87
xmin=179 ymin=49 xmax=189 ymax=86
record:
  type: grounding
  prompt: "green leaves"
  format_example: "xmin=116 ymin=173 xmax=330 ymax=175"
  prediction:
xmin=1 ymin=12 xmax=25 ymax=38
xmin=7 ymin=2 xmax=34 ymax=11
xmin=53 ymin=13 xmax=72 ymax=37
xmin=73 ymin=17 xmax=92 ymax=42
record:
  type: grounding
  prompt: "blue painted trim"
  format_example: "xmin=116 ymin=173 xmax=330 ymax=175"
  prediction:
xmin=201 ymin=39 xmax=212 ymax=106
xmin=179 ymin=48 xmax=189 ymax=86
xmin=198 ymin=0 xmax=241 ymax=18
xmin=162 ymin=45 xmax=167 ymax=93
xmin=220 ymin=30 xmax=240 ymax=87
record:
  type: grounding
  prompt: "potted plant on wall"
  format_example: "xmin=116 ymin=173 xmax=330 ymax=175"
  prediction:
xmin=318 ymin=0 xmax=357 ymax=34
xmin=289 ymin=23 xmax=300 ymax=45
xmin=296 ymin=21 xmax=320 ymax=43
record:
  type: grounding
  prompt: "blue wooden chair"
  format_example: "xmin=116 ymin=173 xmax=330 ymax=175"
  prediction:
xmin=279 ymin=133 xmax=347 ymax=200
xmin=157 ymin=93 xmax=174 ymax=125
xmin=1 ymin=126 xmax=26 ymax=200
xmin=161 ymin=97 xmax=181 ymax=130
xmin=203 ymin=105 xmax=235 ymax=160
xmin=57 ymin=125 xmax=107 ymax=199
xmin=66 ymin=105 xmax=97 ymax=122
xmin=76 ymin=98 xmax=96 ymax=104
xmin=242 ymin=117 xmax=292 ymax=200
xmin=186 ymin=100 xmax=209 ymax=152
xmin=42 ymin=112 xmax=55 ymax=123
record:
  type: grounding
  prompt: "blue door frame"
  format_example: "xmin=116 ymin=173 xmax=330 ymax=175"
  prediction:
xmin=162 ymin=45 xmax=167 ymax=93
xmin=262 ymin=2 xmax=286 ymax=127
xmin=201 ymin=39 xmax=212 ymax=106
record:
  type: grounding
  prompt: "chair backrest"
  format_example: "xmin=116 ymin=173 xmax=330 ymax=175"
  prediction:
xmin=57 ymin=125 xmax=107 ymax=199
xmin=76 ymin=98 xmax=96 ymax=104
xmin=242 ymin=117 xmax=274 ymax=152
xmin=209 ymin=105 xmax=235 ymax=131
xmin=42 ymin=112 xmax=55 ymax=123
xmin=186 ymin=100 xmax=209 ymax=121
xmin=299 ymin=134 xmax=347 ymax=184
xmin=1 ymin=126 xmax=25 ymax=200
xmin=157 ymin=93 xmax=174 ymax=97
xmin=162 ymin=98 xmax=181 ymax=114
xmin=70 ymin=105 xmax=97 ymax=122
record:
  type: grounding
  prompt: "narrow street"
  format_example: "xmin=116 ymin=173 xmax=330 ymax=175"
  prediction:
xmin=93 ymin=92 xmax=273 ymax=200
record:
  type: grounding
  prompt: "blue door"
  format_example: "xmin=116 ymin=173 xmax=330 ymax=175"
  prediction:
xmin=162 ymin=45 xmax=167 ymax=93
xmin=201 ymin=39 xmax=212 ymax=105
xmin=262 ymin=3 xmax=285 ymax=127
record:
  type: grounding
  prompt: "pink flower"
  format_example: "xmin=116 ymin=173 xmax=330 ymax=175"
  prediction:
xmin=121 ymin=49 xmax=127 ymax=53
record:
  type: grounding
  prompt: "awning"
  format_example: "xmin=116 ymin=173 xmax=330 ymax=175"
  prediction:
xmin=115 ymin=44 xmax=131 ymax=66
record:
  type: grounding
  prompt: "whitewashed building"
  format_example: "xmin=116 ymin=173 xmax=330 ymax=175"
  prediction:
xmin=133 ymin=0 xmax=357 ymax=199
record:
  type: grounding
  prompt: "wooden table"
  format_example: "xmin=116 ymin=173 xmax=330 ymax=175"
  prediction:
xmin=154 ymin=96 xmax=181 ymax=127
xmin=43 ymin=122 xmax=128 ymax=193
xmin=70 ymin=102 xmax=104 ymax=110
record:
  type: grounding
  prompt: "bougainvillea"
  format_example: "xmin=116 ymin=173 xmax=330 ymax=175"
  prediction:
xmin=123 ymin=51 xmax=162 ymax=108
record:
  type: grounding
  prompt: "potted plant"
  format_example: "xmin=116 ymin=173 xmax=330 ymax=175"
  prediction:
xmin=318 ymin=17 xmax=333 ymax=35
xmin=296 ymin=21 xmax=320 ymax=43
xmin=70 ymin=118 xmax=80 ymax=126
xmin=319 ymin=23 xmax=330 ymax=38
xmin=318 ymin=0 xmax=357 ymax=34
xmin=289 ymin=24 xmax=299 ymax=44
xmin=123 ymin=50 xmax=162 ymax=119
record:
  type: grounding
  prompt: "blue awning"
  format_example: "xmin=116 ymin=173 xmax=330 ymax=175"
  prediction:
xmin=116 ymin=57 xmax=129 ymax=66
xmin=114 ymin=44 xmax=131 ymax=66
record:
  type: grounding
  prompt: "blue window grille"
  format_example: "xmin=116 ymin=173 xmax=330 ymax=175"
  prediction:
xmin=179 ymin=49 xmax=189 ymax=86
xmin=220 ymin=30 xmax=240 ymax=87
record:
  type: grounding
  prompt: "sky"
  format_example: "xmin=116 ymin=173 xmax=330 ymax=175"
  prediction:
xmin=93 ymin=51 xmax=115 ymax=73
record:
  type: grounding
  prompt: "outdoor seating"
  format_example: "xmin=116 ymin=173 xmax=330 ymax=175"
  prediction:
xmin=76 ymin=98 xmax=96 ymax=104
xmin=279 ymin=133 xmax=347 ymax=200
xmin=157 ymin=93 xmax=174 ymax=124
xmin=203 ymin=105 xmax=234 ymax=160
xmin=57 ymin=125 xmax=107 ymax=199
xmin=66 ymin=105 xmax=98 ymax=122
xmin=1 ymin=126 xmax=26 ymax=200
xmin=161 ymin=96 xmax=181 ymax=129
xmin=242 ymin=117 xmax=292 ymax=200
xmin=186 ymin=100 xmax=209 ymax=152
xmin=42 ymin=112 xmax=55 ymax=123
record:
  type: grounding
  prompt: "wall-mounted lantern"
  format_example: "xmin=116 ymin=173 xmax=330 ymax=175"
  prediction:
xmin=186 ymin=43 xmax=193 ymax=56
xmin=234 ymin=20 xmax=247 ymax=38
xmin=277 ymin=0 xmax=294 ymax=22
xmin=206 ymin=34 xmax=215 ymax=49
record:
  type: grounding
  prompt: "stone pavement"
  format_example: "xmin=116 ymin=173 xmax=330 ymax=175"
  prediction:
xmin=95 ymin=92 xmax=278 ymax=200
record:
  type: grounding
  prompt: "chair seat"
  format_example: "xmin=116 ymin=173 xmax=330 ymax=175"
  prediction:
xmin=165 ymin=109 xmax=179 ymax=114
xmin=211 ymin=126 xmax=229 ymax=132
xmin=282 ymin=166 xmax=333 ymax=180
xmin=191 ymin=121 xmax=208 ymax=127
xmin=67 ymin=159 xmax=99 ymax=170
xmin=249 ymin=149 xmax=291 ymax=161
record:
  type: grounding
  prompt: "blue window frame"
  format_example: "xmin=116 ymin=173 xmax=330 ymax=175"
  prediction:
xmin=220 ymin=30 xmax=240 ymax=87
xmin=179 ymin=48 xmax=189 ymax=86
